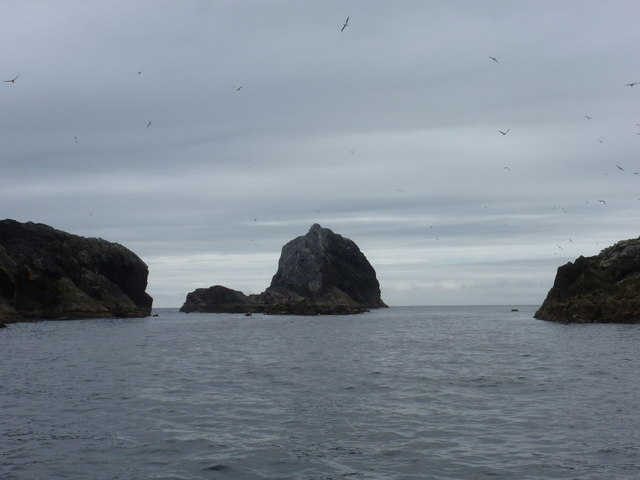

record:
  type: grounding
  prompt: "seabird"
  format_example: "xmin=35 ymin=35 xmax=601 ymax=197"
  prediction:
xmin=498 ymin=129 xmax=509 ymax=135
xmin=585 ymin=114 xmax=592 ymax=119
xmin=488 ymin=56 xmax=498 ymax=63
xmin=616 ymin=164 xmax=625 ymax=171
xmin=625 ymin=81 xmax=639 ymax=87
xmin=147 ymin=121 xmax=152 ymax=128
xmin=341 ymin=16 xmax=349 ymax=32
xmin=3 ymin=74 xmax=19 ymax=83
xmin=597 ymin=199 xmax=606 ymax=205
xmin=234 ymin=86 xmax=242 ymax=91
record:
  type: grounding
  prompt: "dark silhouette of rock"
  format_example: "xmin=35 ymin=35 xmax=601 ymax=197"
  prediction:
xmin=268 ymin=223 xmax=387 ymax=308
xmin=0 ymin=219 xmax=153 ymax=323
xmin=181 ymin=285 xmax=252 ymax=314
xmin=535 ymin=237 xmax=640 ymax=323
xmin=181 ymin=224 xmax=387 ymax=315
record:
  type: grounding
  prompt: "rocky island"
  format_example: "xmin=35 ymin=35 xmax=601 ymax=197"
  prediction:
xmin=535 ymin=236 xmax=640 ymax=323
xmin=0 ymin=219 xmax=153 ymax=323
xmin=181 ymin=224 xmax=388 ymax=315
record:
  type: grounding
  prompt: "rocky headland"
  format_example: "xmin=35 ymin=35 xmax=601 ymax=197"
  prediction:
xmin=535 ymin=236 xmax=640 ymax=323
xmin=0 ymin=219 xmax=153 ymax=323
xmin=181 ymin=224 xmax=388 ymax=315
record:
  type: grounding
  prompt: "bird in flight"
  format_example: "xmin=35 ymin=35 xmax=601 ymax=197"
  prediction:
xmin=147 ymin=121 xmax=152 ymax=128
xmin=498 ymin=129 xmax=509 ymax=135
xmin=597 ymin=199 xmax=607 ymax=205
xmin=585 ymin=114 xmax=592 ymax=119
xmin=3 ymin=74 xmax=19 ymax=83
xmin=625 ymin=81 xmax=639 ymax=87
xmin=616 ymin=164 xmax=625 ymax=171
xmin=341 ymin=16 xmax=349 ymax=32
xmin=488 ymin=56 xmax=498 ymax=63
xmin=234 ymin=86 xmax=242 ymax=91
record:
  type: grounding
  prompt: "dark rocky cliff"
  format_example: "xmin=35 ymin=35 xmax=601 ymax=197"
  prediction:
xmin=268 ymin=223 xmax=387 ymax=308
xmin=535 ymin=237 xmax=640 ymax=323
xmin=181 ymin=224 xmax=387 ymax=315
xmin=0 ymin=219 xmax=153 ymax=323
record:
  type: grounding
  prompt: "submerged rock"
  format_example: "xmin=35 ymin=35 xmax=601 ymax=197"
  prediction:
xmin=0 ymin=219 xmax=153 ymax=323
xmin=535 ymin=237 xmax=640 ymax=323
xmin=181 ymin=224 xmax=387 ymax=315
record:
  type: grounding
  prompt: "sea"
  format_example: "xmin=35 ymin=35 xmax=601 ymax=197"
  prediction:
xmin=1 ymin=305 xmax=639 ymax=480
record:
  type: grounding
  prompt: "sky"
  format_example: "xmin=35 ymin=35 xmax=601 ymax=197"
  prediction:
xmin=2 ymin=0 xmax=640 ymax=308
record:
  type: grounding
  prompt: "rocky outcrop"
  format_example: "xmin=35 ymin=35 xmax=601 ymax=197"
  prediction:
xmin=181 ymin=224 xmax=387 ymax=315
xmin=535 ymin=237 xmax=640 ymax=323
xmin=181 ymin=285 xmax=252 ymax=314
xmin=0 ymin=219 xmax=153 ymax=323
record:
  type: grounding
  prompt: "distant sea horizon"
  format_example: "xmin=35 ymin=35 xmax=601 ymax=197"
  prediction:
xmin=151 ymin=304 xmax=542 ymax=310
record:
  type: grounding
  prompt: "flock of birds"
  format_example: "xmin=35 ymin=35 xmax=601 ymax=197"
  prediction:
xmin=3 ymin=12 xmax=640 ymax=261
xmin=484 ymin=52 xmax=638 ymax=252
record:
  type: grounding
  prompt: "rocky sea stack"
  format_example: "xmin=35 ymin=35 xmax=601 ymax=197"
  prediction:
xmin=181 ymin=224 xmax=388 ymax=315
xmin=535 ymin=236 xmax=640 ymax=323
xmin=0 ymin=219 xmax=153 ymax=323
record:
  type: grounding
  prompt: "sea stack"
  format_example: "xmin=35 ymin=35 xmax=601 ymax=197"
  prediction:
xmin=535 ymin=236 xmax=640 ymax=323
xmin=0 ymin=219 xmax=153 ymax=323
xmin=181 ymin=224 xmax=388 ymax=315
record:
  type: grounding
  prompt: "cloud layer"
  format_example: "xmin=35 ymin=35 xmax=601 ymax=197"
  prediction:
xmin=2 ymin=1 xmax=639 ymax=307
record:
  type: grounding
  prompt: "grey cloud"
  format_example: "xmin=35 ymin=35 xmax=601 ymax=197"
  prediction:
xmin=2 ymin=1 xmax=640 ymax=307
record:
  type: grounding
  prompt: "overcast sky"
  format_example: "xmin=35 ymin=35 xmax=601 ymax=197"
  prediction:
xmin=2 ymin=1 xmax=640 ymax=308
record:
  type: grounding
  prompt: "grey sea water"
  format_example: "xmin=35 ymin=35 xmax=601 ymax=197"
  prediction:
xmin=1 ymin=306 xmax=638 ymax=480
